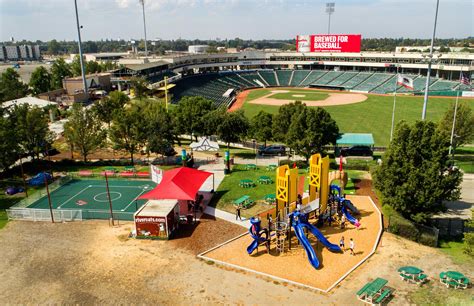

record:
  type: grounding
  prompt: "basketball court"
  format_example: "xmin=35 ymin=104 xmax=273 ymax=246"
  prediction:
xmin=26 ymin=179 xmax=156 ymax=220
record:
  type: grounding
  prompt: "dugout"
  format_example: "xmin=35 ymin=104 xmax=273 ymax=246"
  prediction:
xmin=335 ymin=133 xmax=375 ymax=155
xmin=134 ymin=199 xmax=180 ymax=239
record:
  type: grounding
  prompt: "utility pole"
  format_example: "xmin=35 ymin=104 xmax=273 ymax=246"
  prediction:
xmin=421 ymin=0 xmax=440 ymax=120
xmin=139 ymin=0 xmax=148 ymax=58
xmin=74 ymin=0 xmax=88 ymax=97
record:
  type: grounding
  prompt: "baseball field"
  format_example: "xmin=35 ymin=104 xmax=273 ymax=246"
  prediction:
xmin=233 ymin=88 xmax=474 ymax=146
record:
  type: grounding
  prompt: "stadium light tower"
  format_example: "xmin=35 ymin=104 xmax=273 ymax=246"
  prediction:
xmin=74 ymin=0 xmax=88 ymax=97
xmin=139 ymin=0 xmax=148 ymax=58
xmin=326 ymin=3 xmax=335 ymax=34
xmin=421 ymin=0 xmax=440 ymax=120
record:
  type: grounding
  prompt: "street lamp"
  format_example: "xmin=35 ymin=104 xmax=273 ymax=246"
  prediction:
xmin=139 ymin=0 xmax=148 ymax=59
xmin=326 ymin=3 xmax=335 ymax=34
xmin=421 ymin=0 xmax=440 ymax=120
xmin=74 ymin=0 xmax=88 ymax=97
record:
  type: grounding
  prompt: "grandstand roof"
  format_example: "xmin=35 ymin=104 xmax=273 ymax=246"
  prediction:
xmin=336 ymin=133 xmax=374 ymax=146
xmin=124 ymin=61 xmax=170 ymax=72
xmin=3 ymin=96 xmax=57 ymax=109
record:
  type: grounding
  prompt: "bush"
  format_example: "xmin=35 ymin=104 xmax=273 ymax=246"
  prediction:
xmin=388 ymin=214 xmax=438 ymax=247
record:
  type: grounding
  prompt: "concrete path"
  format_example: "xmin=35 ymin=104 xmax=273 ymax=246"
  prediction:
xmin=198 ymin=163 xmax=251 ymax=228
xmin=434 ymin=173 xmax=473 ymax=220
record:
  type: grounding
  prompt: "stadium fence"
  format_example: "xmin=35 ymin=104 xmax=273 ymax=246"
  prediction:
xmin=6 ymin=207 xmax=83 ymax=222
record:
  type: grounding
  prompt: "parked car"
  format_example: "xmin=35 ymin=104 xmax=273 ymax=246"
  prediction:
xmin=340 ymin=146 xmax=373 ymax=157
xmin=258 ymin=145 xmax=287 ymax=156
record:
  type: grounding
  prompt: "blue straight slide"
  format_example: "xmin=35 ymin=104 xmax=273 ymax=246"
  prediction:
xmin=293 ymin=223 xmax=320 ymax=269
xmin=342 ymin=205 xmax=357 ymax=224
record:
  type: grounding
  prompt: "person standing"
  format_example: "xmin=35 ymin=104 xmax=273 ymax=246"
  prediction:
xmin=349 ymin=238 xmax=355 ymax=256
xmin=339 ymin=236 xmax=345 ymax=252
xmin=236 ymin=204 xmax=242 ymax=221
xmin=340 ymin=213 xmax=346 ymax=229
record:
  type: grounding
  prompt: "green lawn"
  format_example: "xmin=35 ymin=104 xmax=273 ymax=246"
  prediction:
xmin=269 ymin=91 xmax=329 ymax=101
xmin=211 ymin=164 xmax=277 ymax=218
xmin=242 ymin=89 xmax=474 ymax=146
xmin=439 ymin=238 xmax=474 ymax=266
xmin=407 ymin=282 xmax=472 ymax=305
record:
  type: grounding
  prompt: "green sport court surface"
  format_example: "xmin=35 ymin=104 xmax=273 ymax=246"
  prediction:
xmin=27 ymin=179 xmax=156 ymax=220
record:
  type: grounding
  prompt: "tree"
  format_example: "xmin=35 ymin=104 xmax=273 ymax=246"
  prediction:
xmin=93 ymin=91 xmax=129 ymax=128
xmin=286 ymin=107 xmax=339 ymax=160
xmin=0 ymin=110 xmax=19 ymax=170
xmin=130 ymin=77 xmax=149 ymax=100
xmin=29 ymin=66 xmax=52 ymax=95
xmin=217 ymin=110 xmax=249 ymax=148
xmin=272 ymin=101 xmax=306 ymax=142
xmin=109 ymin=103 xmax=148 ymax=164
xmin=373 ymin=121 xmax=463 ymax=223
xmin=438 ymin=102 xmax=474 ymax=152
xmin=173 ymin=96 xmax=217 ymax=140
xmin=0 ymin=68 xmax=29 ymax=102
xmin=63 ymin=104 xmax=105 ymax=162
xmin=47 ymin=39 xmax=61 ymax=55
xmin=249 ymin=110 xmax=273 ymax=146
xmin=70 ymin=55 xmax=83 ymax=76
xmin=9 ymin=104 xmax=52 ymax=160
xmin=50 ymin=58 xmax=72 ymax=89
xmin=144 ymin=101 xmax=176 ymax=156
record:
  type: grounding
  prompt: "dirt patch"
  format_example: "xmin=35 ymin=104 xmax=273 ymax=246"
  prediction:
xmin=250 ymin=92 xmax=368 ymax=107
xmin=0 ymin=217 xmax=471 ymax=304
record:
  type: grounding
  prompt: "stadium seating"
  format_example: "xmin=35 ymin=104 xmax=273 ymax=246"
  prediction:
xmin=352 ymin=73 xmax=393 ymax=92
xmin=275 ymin=70 xmax=293 ymax=86
xmin=312 ymin=71 xmax=344 ymax=85
xmin=259 ymin=70 xmax=278 ymax=86
xmin=340 ymin=72 xmax=373 ymax=89
xmin=290 ymin=70 xmax=311 ymax=86
xmin=170 ymin=69 xmax=466 ymax=107
xmin=326 ymin=71 xmax=359 ymax=86
xmin=299 ymin=70 xmax=328 ymax=86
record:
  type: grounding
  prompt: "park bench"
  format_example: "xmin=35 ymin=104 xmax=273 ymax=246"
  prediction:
xmin=266 ymin=164 xmax=277 ymax=171
xmin=257 ymin=176 xmax=273 ymax=184
xmin=263 ymin=193 xmax=276 ymax=204
xmin=245 ymin=164 xmax=257 ymax=170
xmin=233 ymin=195 xmax=254 ymax=209
xmin=357 ymin=278 xmax=392 ymax=305
xmin=374 ymin=289 xmax=392 ymax=305
xmin=239 ymin=179 xmax=255 ymax=188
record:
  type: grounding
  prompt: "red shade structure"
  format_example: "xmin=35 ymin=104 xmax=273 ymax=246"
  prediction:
xmin=138 ymin=167 xmax=213 ymax=201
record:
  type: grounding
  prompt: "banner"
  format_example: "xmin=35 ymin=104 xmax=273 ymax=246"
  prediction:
xmin=296 ymin=34 xmax=361 ymax=53
xmin=150 ymin=165 xmax=163 ymax=184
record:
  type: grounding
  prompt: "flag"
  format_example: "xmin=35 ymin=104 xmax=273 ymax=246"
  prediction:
xmin=397 ymin=74 xmax=414 ymax=90
xmin=460 ymin=73 xmax=471 ymax=86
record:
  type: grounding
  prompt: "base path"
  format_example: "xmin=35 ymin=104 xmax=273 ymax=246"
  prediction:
xmin=250 ymin=91 xmax=368 ymax=106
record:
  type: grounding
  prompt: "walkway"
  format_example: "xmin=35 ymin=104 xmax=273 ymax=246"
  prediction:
xmin=198 ymin=163 xmax=251 ymax=228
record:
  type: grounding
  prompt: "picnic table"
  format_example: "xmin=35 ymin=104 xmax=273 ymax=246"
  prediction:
xmin=233 ymin=195 xmax=254 ymax=209
xmin=398 ymin=266 xmax=428 ymax=285
xmin=239 ymin=179 xmax=255 ymax=188
xmin=245 ymin=164 xmax=257 ymax=170
xmin=263 ymin=193 xmax=276 ymax=204
xmin=105 ymin=167 xmax=117 ymax=172
xmin=136 ymin=171 xmax=150 ymax=178
xmin=266 ymin=164 xmax=277 ymax=171
xmin=257 ymin=175 xmax=273 ymax=184
xmin=357 ymin=278 xmax=392 ymax=305
xmin=440 ymin=271 xmax=470 ymax=289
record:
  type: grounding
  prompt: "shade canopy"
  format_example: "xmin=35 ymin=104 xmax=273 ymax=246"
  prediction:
xmin=336 ymin=133 xmax=374 ymax=146
xmin=138 ymin=167 xmax=212 ymax=201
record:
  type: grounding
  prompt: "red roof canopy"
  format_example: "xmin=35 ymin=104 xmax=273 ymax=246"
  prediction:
xmin=138 ymin=167 xmax=213 ymax=201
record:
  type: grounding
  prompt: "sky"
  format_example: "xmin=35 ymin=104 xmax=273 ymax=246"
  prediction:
xmin=0 ymin=0 xmax=472 ymax=42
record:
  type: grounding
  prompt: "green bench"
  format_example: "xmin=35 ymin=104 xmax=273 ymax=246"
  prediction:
xmin=233 ymin=195 xmax=254 ymax=209
xmin=266 ymin=164 xmax=277 ymax=171
xmin=257 ymin=175 xmax=273 ymax=184
xmin=245 ymin=164 xmax=257 ymax=170
xmin=356 ymin=283 xmax=372 ymax=297
xmin=374 ymin=289 xmax=391 ymax=304
xmin=239 ymin=179 xmax=255 ymax=188
xmin=263 ymin=193 xmax=276 ymax=204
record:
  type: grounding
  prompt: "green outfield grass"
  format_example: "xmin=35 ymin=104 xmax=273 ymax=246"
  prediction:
xmin=268 ymin=91 xmax=329 ymax=101
xmin=242 ymin=89 xmax=474 ymax=146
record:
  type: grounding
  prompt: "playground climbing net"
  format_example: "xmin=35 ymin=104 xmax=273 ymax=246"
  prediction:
xmin=275 ymin=221 xmax=288 ymax=254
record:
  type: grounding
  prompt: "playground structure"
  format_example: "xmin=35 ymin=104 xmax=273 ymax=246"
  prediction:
xmin=246 ymin=153 xmax=362 ymax=269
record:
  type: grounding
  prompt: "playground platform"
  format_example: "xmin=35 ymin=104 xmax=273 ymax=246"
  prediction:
xmin=198 ymin=195 xmax=383 ymax=292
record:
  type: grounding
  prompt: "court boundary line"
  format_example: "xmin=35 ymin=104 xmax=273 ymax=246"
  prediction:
xmin=57 ymin=185 xmax=92 ymax=209
xmin=121 ymin=188 xmax=149 ymax=212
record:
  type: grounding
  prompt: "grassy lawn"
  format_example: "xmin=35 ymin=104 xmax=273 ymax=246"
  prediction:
xmin=407 ymin=282 xmax=472 ymax=305
xmin=269 ymin=91 xmax=329 ymax=101
xmin=246 ymin=89 xmax=271 ymax=101
xmin=241 ymin=89 xmax=474 ymax=146
xmin=211 ymin=164 xmax=277 ymax=218
xmin=439 ymin=238 xmax=474 ymax=266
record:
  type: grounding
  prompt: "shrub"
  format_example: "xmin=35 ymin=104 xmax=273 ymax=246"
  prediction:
xmin=278 ymin=159 xmax=308 ymax=169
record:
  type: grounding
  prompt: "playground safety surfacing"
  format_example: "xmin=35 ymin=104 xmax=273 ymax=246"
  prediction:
xmin=26 ymin=179 xmax=156 ymax=220
xmin=199 ymin=195 xmax=383 ymax=292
